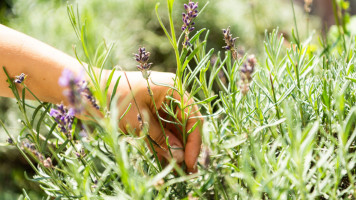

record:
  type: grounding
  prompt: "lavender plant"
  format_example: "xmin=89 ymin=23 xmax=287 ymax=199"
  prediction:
xmin=1 ymin=0 xmax=356 ymax=199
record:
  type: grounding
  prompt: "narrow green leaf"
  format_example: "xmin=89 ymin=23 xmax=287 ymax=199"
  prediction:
xmin=120 ymin=103 xmax=132 ymax=121
xmin=187 ymin=120 xmax=200 ymax=135
xmin=105 ymin=67 xmax=116 ymax=95
xmin=155 ymin=3 xmax=173 ymax=46
xmin=109 ymin=75 xmax=121 ymax=108
xmin=252 ymin=118 xmax=286 ymax=136
xmin=36 ymin=104 xmax=51 ymax=135
xmin=151 ymin=78 xmax=179 ymax=93
xmin=22 ymin=88 xmax=26 ymax=115
xmin=182 ymin=41 xmax=207 ymax=72
xmin=31 ymin=103 xmax=47 ymax=127
xmin=186 ymin=49 xmax=214 ymax=85
xmin=186 ymin=95 xmax=217 ymax=108
xmin=99 ymin=42 xmax=115 ymax=81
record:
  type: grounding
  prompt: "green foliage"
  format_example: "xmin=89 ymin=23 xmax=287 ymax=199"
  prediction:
xmin=1 ymin=0 xmax=356 ymax=199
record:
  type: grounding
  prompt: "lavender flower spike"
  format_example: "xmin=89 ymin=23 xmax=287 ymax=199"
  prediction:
xmin=182 ymin=0 xmax=198 ymax=47
xmin=222 ymin=26 xmax=239 ymax=60
xmin=59 ymin=69 xmax=99 ymax=112
xmin=58 ymin=69 xmax=81 ymax=87
xmin=222 ymin=26 xmax=238 ymax=51
xmin=50 ymin=104 xmax=75 ymax=135
xmin=240 ymin=55 xmax=257 ymax=95
xmin=135 ymin=47 xmax=152 ymax=80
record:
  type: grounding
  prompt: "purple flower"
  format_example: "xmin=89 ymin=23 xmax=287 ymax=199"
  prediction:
xmin=50 ymin=104 xmax=75 ymax=135
xmin=75 ymin=148 xmax=86 ymax=158
xmin=222 ymin=26 xmax=239 ymax=60
xmin=182 ymin=0 xmax=198 ymax=47
xmin=240 ymin=55 xmax=257 ymax=95
xmin=58 ymin=69 xmax=81 ymax=87
xmin=240 ymin=55 xmax=256 ymax=80
xmin=135 ymin=47 xmax=152 ymax=79
xmin=14 ymin=73 xmax=27 ymax=84
xmin=6 ymin=138 xmax=14 ymax=145
xmin=79 ymin=130 xmax=88 ymax=138
xmin=59 ymin=69 xmax=99 ymax=112
xmin=222 ymin=26 xmax=238 ymax=51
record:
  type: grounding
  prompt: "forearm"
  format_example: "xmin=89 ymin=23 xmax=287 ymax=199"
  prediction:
xmin=0 ymin=24 xmax=83 ymax=104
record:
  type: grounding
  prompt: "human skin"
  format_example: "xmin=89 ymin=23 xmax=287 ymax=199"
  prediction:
xmin=0 ymin=24 xmax=201 ymax=173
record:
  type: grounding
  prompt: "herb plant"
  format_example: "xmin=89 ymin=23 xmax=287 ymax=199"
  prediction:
xmin=1 ymin=0 xmax=356 ymax=199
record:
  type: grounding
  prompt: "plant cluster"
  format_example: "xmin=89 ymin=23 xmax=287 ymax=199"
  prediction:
xmin=0 ymin=0 xmax=356 ymax=199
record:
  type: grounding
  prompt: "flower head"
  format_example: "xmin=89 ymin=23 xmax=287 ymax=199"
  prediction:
xmin=35 ymin=151 xmax=44 ymax=162
xmin=182 ymin=0 xmax=198 ymax=47
xmin=135 ymin=47 xmax=152 ymax=79
xmin=75 ymin=148 xmax=86 ymax=158
xmin=59 ymin=69 xmax=99 ymax=112
xmin=59 ymin=69 xmax=82 ymax=87
xmin=50 ymin=104 xmax=75 ymax=135
xmin=22 ymin=141 xmax=53 ymax=167
xmin=6 ymin=138 xmax=14 ymax=145
xmin=14 ymin=73 xmax=27 ymax=84
xmin=240 ymin=55 xmax=256 ymax=95
xmin=222 ymin=27 xmax=238 ymax=50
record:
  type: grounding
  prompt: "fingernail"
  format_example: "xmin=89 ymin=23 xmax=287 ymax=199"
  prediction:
xmin=171 ymin=145 xmax=184 ymax=163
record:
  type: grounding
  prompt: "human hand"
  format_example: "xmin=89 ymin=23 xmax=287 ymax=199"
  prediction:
xmin=0 ymin=24 xmax=202 ymax=173
xmin=110 ymin=70 xmax=202 ymax=173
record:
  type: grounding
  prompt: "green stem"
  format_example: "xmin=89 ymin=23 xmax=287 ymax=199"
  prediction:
xmin=292 ymin=61 xmax=304 ymax=126
xmin=146 ymin=79 xmax=173 ymax=158
xmin=147 ymin=136 xmax=163 ymax=171
xmin=69 ymin=140 xmax=100 ymax=181
xmin=0 ymin=119 xmax=40 ymax=174
xmin=269 ymin=74 xmax=285 ymax=137
xmin=290 ymin=0 xmax=300 ymax=48
xmin=123 ymin=71 xmax=162 ymax=171
xmin=208 ymin=103 xmax=219 ymax=139
xmin=332 ymin=0 xmax=347 ymax=52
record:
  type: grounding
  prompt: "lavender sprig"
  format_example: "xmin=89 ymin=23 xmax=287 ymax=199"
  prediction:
xmin=182 ymin=0 xmax=198 ymax=47
xmin=59 ymin=69 xmax=82 ymax=110
xmin=134 ymin=46 xmax=174 ymax=162
xmin=222 ymin=26 xmax=239 ymax=59
xmin=222 ymin=27 xmax=236 ymax=50
xmin=59 ymin=69 xmax=99 ymax=112
xmin=50 ymin=104 xmax=75 ymax=137
xmin=240 ymin=55 xmax=256 ymax=95
xmin=23 ymin=141 xmax=53 ymax=168
xmin=135 ymin=47 xmax=152 ymax=80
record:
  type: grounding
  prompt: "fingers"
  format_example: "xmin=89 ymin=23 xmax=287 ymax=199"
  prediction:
xmin=147 ymin=113 xmax=184 ymax=163
xmin=119 ymin=71 xmax=202 ymax=173
xmin=169 ymin=91 xmax=202 ymax=173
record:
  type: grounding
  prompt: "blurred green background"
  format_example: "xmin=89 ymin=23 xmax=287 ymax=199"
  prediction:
xmin=0 ymin=0 xmax=354 ymax=198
